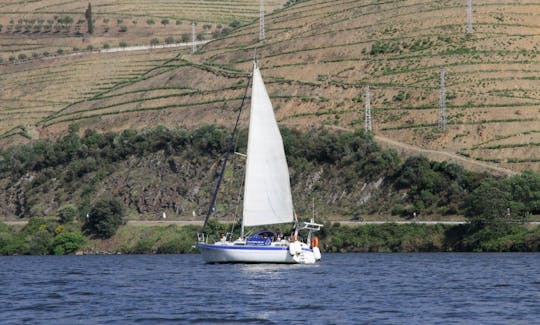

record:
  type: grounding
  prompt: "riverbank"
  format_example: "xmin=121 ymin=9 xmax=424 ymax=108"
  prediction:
xmin=3 ymin=219 xmax=539 ymax=255
xmin=79 ymin=221 xmax=540 ymax=254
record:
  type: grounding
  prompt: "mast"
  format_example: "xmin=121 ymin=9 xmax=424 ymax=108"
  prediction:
xmin=199 ymin=74 xmax=252 ymax=233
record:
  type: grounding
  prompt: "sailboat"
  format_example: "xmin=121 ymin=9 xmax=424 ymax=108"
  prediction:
xmin=197 ymin=62 xmax=323 ymax=264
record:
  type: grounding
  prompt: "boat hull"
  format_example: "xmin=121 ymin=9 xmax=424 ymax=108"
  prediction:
xmin=197 ymin=242 xmax=318 ymax=264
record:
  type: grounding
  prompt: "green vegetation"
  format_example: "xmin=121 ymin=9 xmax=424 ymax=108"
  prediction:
xmin=85 ymin=3 xmax=93 ymax=34
xmin=1 ymin=125 xmax=538 ymax=220
xmin=320 ymin=222 xmax=540 ymax=253
xmin=0 ymin=126 xmax=538 ymax=256
xmin=0 ymin=218 xmax=85 ymax=255
xmin=83 ymin=199 xmax=125 ymax=239
xmin=57 ymin=204 xmax=78 ymax=224
xmin=3 ymin=218 xmax=538 ymax=255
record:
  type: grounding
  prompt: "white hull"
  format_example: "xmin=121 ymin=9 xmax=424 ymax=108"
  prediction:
xmin=198 ymin=241 xmax=319 ymax=264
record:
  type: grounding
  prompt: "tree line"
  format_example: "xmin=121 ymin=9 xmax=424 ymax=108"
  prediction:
xmin=0 ymin=125 xmax=539 ymax=254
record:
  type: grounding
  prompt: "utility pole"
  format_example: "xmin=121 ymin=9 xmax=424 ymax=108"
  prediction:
xmin=259 ymin=0 xmax=265 ymax=40
xmin=192 ymin=21 xmax=196 ymax=53
xmin=364 ymin=85 xmax=372 ymax=132
xmin=466 ymin=0 xmax=473 ymax=34
xmin=438 ymin=68 xmax=447 ymax=131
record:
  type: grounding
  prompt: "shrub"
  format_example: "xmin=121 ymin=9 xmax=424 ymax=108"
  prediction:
xmin=165 ymin=36 xmax=174 ymax=44
xmin=57 ymin=48 xmax=64 ymax=55
xmin=83 ymin=198 xmax=124 ymax=238
xmin=52 ymin=231 xmax=86 ymax=255
xmin=57 ymin=204 xmax=78 ymax=223
xmin=28 ymin=230 xmax=53 ymax=255
xmin=229 ymin=20 xmax=241 ymax=28
xmin=119 ymin=25 xmax=127 ymax=32
xmin=21 ymin=218 xmax=57 ymax=255
xmin=176 ymin=20 xmax=182 ymax=25
xmin=0 ymin=57 xmax=3 ymax=64
xmin=181 ymin=33 xmax=190 ymax=42
xmin=150 ymin=38 xmax=160 ymax=46
xmin=42 ymin=51 xmax=50 ymax=57
xmin=119 ymin=41 xmax=127 ymax=48
xmin=18 ymin=53 xmax=27 ymax=60
xmin=86 ymin=45 xmax=94 ymax=51
xmin=161 ymin=18 xmax=169 ymax=25
xmin=221 ymin=27 xmax=231 ymax=35
xmin=60 ymin=16 xmax=73 ymax=25
xmin=0 ymin=24 xmax=3 ymax=32
xmin=146 ymin=18 xmax=155 ymax=25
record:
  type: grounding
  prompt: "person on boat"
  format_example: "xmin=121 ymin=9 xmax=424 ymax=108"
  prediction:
xmin=220 ymin=233 xmax=226 ymax=242
xmin=275 ymin=229 xmax=283 ymax=241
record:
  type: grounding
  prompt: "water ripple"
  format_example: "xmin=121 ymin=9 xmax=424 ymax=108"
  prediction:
xmin=0 ymin=253 xmax=539 ymax=324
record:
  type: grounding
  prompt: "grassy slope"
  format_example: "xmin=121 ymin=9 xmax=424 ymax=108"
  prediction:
xmin=1 ymin=0 xmax=539 ymax=172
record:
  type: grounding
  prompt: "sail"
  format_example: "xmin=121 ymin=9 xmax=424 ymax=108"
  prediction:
xmin=242 ymin=63 xmax=294 ymax=227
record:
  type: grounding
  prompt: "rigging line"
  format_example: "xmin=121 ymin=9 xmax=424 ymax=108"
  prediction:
xmin=200 ymin=73 xmax=253 ymax=233
xmin=228 ymin=97 xmax=249 ymax=237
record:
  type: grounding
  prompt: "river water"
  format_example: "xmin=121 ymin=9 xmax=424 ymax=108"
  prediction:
xmin=0 ymin=253 xmax=538 ymax=324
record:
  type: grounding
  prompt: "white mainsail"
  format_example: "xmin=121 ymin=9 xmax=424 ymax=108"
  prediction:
xmin=242 ymin=63 xmax=294 ymax=227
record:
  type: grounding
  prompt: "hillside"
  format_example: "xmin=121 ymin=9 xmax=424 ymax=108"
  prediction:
xmin=1 ymin=0 xmax=540 ymax=172
xmin=2 ymin=125 xmax=538 ymax=222
xmin=0 ymin=0 xmax=287 ymax=137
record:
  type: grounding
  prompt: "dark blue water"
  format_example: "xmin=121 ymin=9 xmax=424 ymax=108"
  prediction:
xmin=0 ymin=253 xmax=539 ymax=324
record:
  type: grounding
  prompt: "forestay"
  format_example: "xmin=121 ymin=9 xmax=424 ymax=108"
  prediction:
xmin=242 ymin=64 xmax=294 ymax=227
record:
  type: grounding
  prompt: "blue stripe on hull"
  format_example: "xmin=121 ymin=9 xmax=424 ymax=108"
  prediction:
xmin=198 ymin=243 xmax=286 ymax=251
xmin=197 ymin=243 xmax=313 ymax=252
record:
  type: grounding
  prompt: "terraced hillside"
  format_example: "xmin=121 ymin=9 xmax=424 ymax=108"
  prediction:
xmin=2 ymin=0 xmax=540 ymax=173
xmin=0 ymin=48 xmax=184 ymax=139
xmin=0 ymin=0 xmax=286 ymax=61
xmin=0 ymin=0 xmax=288 ymax=137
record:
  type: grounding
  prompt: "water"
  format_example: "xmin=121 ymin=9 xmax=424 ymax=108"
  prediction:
xmin=0 ymin=253 xmax=539 ymax=324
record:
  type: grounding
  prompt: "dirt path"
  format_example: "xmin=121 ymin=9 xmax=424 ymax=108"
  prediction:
xmin=374 ymin=135 xmax=517 ymax=176
xmin=98 ymin=40 xmax=210 ymax=54
xmin=324 ymin=125 xmax=517 ymax=176
xmin=10 ymin=40 xmax=211 ymax=66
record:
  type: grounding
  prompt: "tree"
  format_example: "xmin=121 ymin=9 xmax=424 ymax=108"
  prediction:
xmin=229 ymin=20 xmax=241 ymax=28
xmin=57 ymin=204 xmax=78 ymax=224
xmin=85 ymin=3 xmax=94 ymax=34
xmin=52 ymin=231 xmax=86 ymax=255
xmin=466 ymin=179 xmax=511 ymax=225
xmin=83 ymin=199 xmax=124 ymax=238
